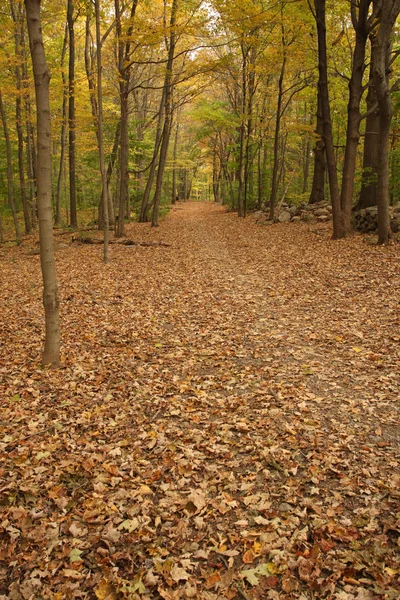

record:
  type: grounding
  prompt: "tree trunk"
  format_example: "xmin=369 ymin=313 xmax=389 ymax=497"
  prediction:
xmin=313 ymin=0 xmax=343 ymax=238
xmin=0 ymin=91 xmax=21 ymax=243
xmin=212 ymin=147 xmax=219 ymax=202
xmin=243 ymin=45 xmax=256 ymax=218
xmin=269 ymin=29 xmax=286 ymax=221
xmin=67 ymin=0 xmax=77 ymax=228
xmin=139 ymin=91 xmax=165 ymax=222
xmin=55 ymin=25 xmax=68 ymax=226
xmin=151 ymin=0 xmax=178 ymax=227
xmin=237 ymin=46 xmax=247 ymax=217
xmin=372 ymin=0 xmax=400 ymax=244
xmin=20 ymin=18 xmax=37 ymax=226
xmin=339 ymin=0 xmax=371 ymax=235
xmin=25 ymin=0 xmax=60 ymax=367
xmin=98 ymin=123 xmax=119 ymax=228
xmin=269 ymin=65 xmax=285 ymax=219
xmin=10 ymin=0 xmax=31 ymax=234
xmin=358 ymin=63 xmax=379 ymax=208
xmin=172 ymin=121 xmax=179 ymax=203
xmin=309 ymin=88 xmax=326 ymax=204
xmin=84 ymin=13 xmax=115 ymax=230
xmin=115 ymin=0 xmax=139 ymax=237
xmin=94 ymin=0 xmax=109 ymax=261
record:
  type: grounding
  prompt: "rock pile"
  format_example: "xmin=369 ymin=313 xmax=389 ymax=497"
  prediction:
xmin=254 ymin=201 xmax=333 ymax=224
xmin=255 ymin=201 xmax=400 ymax=234
xmin=352 ymin=205 xmax=400 ymax=234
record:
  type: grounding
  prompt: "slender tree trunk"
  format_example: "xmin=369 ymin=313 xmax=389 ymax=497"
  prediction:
xmin=313 ymin=0 xmax=343 ymax=238
xmin=237 ymin=46 xmax=247 ymax=218
xmin=212 ymin=148 xmax=219 ymax=202
xmin=25 ymin=0 xmax=60 ymax=367
xmin=372 ymin=0 xmax=400 ymax=244
xmin=243 ymin=46 xmax=256 ymax=218
xmin=0 ymin=91 xmax=21 ymax=242
xmin=67 ymin=0 xmax=77 ymax=228
xmin=339 ymin=0 xmax=371 ymax=235
xmin=269 ymin=51 xmax=286 ymax=220
xmin=98 ymin=123 xmax=119 ymax=227
xmin=358 ymin=49 xmax=379 ymax=209
xmin=152 ymin=0 xmax=178 ymax=227
xmin=172 ymin=121 xmax=179 ymax=203
xmin=302 ymin=139 xmax=311 ymax=194
xmin=115 ymin=0 xmax=139 ymax=237
xmin=257 ymin=138 xmax=263 ymax=209
xmin=20 ymin=19 xmax=37 ymax=226
xmin=56 ymin=25 xmax=68 ymax=226
xmin=139 ymin=91 xmax=165 ymax=222
xmin=94 ymin=0 xmax=109 ymax=261
xmin=10 ymin=0 xmax=31 ymax=234
xmin=84 ymin=13 xmax=115 ymax=230
xmin=309 ymin=88 xmax=326 ymax=203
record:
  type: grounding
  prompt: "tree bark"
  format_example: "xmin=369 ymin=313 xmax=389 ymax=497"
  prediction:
xmin=372 ymin=0 xmax=400 ymax=244
xmin=269 ymin=25 xmax=286 ymax=221
xmin=55 ymin=25 xmax=68 ymax=226
xmin=358 ymin=47 xmax=379 ymax=209
xmin=313 ymin=0 xmax=343 ymax=238
xmin=339 ymin=0 xmax=371 ymax=235
xmin=115 ymin=0 xmax=139 ymax=237
xmin=67 ymin=0 xmax=77 ymax=228
xmin=94 ymin=0 xmax=109 ymax=262
xmin=151 ymin=0 xmax=178 ymax=227
xmin=10 ymin=0 xmax=31 ymax=234
xmin=243 ymin=45 xmax=256 ymax=218
xmin=0 ymin=90 xmax=21 ymax=243
xmin=139 ymin=89 xmax=165 ymax=222
xmin=25 ymin=0 xmax=60 ymax=367
xmin=172 ymin=120 xmax=180 ymax=203
xmin=237 ymin=44 xmax=247 ymax=217
xmin=309 ymin=88 xmax=326 ymax=204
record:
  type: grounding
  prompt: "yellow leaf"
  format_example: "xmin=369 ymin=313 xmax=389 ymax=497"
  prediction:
xmin=95 ymin=579 xmax=118 ymax=600
xmin=253 ymin=541 xmax=262 ymax=554
xmin=352 ymin=347 xmax=362 ymax=353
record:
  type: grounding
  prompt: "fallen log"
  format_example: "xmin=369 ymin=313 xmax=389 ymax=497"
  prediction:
xmin=72 ymin=235 xmax=171 ymax=248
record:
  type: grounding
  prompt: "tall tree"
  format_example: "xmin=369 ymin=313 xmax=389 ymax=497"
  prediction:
xmin=339 ymin=0 xmax=372 ymax=236
xmin=115 ymin=0 xmax=139 ymax=237
xmin=312 ymin=0 xmax=342 ymax=238
xmin=67 ymin=0 xmax=77 ymax=228
xmin=10 ymin=0 xmax=31 ymax=234
xmin=55 ymin=24 xmax=68 ymax=226
xmin=372 ymin=0 xmax=400 ymax=244
xmin=0 ymin=90 xmax=21 ymax=243
xmin=309 ymin=88 xmax=326 ymax=204
xmin=25 ymin=0 xmax=60 ymax=367
xmin=357 ymin=47 xmax=379 ymax=209
xmin=84 ymin=10 xmax=116 ymax=229
xmin=94 ymin=0 xmax=109 ymax=262
xmin=151 ymin=0 xmax=178 ymax=227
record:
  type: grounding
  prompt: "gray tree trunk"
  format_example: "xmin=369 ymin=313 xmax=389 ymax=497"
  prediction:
xmin=25 ymin=0 xmax=60 ymax=367
xmin=0 ymin=90 xmax=21 ymax=243
xmin=67 ymin=0 xmax=77 ymax=228
xmin=94 ymin=0 xmax=109 ymax=261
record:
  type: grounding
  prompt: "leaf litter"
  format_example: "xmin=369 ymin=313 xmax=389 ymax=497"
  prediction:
xmin=0 ymin=202 xmax=399 ymax=599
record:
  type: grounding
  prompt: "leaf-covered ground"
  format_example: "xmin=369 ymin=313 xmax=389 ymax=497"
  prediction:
xmin=0 ymin=202 xmax=399 ymax=600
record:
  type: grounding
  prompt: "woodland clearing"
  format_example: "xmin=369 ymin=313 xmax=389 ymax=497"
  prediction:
xmin=0 ymin=202 xmax=399 ymax=600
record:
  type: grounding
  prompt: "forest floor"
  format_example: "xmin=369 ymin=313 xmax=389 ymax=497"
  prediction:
xmin=0 ymin=201 xmax=399 ymax=600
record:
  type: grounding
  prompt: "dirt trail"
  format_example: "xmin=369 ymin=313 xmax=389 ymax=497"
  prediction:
xmin=0 ymin=202 xmax=399 ymax=599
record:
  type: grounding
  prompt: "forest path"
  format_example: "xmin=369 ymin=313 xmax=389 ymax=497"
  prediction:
xmin=1 ymin=201 xmax=399 ymax=599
